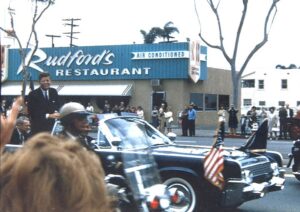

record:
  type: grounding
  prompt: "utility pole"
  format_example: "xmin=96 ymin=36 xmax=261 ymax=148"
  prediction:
xmin=45 ymin=34 xmax=61 ymax=47
xmin=62 ymin=18 xmax=81 ymax=47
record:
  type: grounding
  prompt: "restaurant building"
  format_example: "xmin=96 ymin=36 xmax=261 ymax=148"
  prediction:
xmin=1 ymin=41 xmax=232 ymax=129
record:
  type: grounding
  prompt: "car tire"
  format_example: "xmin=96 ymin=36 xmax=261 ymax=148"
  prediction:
xmin=163 ymin=176 xmax=204 ymax=212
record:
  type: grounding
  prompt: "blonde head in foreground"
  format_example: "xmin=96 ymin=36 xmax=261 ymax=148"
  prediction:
xmin=0 ymin=133 xmax=112 ymax=212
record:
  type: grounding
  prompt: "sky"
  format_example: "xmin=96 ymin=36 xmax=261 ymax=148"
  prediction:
xmin=1 ymin=0 xmax=300 ymax=72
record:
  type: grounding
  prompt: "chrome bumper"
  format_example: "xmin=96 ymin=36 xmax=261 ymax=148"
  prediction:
xmin=293 ymin=171 xmax=300 ymax=175
xmin=221 ymin=169 xmax=285 ymax=207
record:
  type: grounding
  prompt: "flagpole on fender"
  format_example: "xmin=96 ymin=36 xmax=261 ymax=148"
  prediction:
xmin=212 ymin=121 xmax=225 ymax=147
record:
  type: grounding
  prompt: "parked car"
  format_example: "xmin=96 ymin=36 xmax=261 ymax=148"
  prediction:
xmin=6 ymin=115 xmax=285 ymax=212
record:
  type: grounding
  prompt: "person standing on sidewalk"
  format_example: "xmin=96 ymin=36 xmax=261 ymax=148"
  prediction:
xmin=159 ymin=102 xmax=166 ymax=133
xmin=151 ymin=106 xmax=159 ymax=129
xmin=227 ymin=104 xmax=238 ymax=135
xmin=164 ymin=106 xmax=174 ymax=133
xmin=179 ymin=105 xmax=189 ymax=136
xmin=187 ymin=104 xmax=197 ymax=136
xmin=278 ymin=104 xmax=288 ymax=139
xmin=268 ymin=107 xmax=278 ymax=140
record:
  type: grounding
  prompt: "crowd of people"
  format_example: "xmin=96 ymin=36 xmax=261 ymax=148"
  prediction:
xmin=230 ymin=104 xmax=300 ymax=140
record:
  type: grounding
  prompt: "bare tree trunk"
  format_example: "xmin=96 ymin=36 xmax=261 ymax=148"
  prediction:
xmin=232 ymin=73 xmax=241 ymax=108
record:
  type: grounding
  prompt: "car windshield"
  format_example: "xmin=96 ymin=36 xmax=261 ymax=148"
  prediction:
xmin=101 ymin=117 xmax=172 ymax=149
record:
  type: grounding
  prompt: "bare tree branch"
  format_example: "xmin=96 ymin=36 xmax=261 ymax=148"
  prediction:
xmin=238 ymin=0 xmax=279 ymax=78
xmin=196 ymin=0 xmax=231 ymax=63
xmin=0 ymin=0 xmax=54 ymax=98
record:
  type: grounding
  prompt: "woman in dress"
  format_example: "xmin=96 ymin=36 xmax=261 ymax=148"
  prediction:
xmin=227 ymin=104 xmax=239 ymax=135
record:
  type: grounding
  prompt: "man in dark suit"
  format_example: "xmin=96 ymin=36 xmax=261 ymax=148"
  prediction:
xmin=286 ymin=104 xmax=294 ymax=139
xmin=10 ymin=116 xmax=31 ymax=145
xmin=279 ymin=105 xmax=288 ymax=139
xmin=286 ymin=104 xmax=294 ymax=118
xmin=27 ymin=72 xmax=60 ymax=135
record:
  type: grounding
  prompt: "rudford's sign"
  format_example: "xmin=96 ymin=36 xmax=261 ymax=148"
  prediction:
xmin=6 ymin=42 xmax=207 ymax=82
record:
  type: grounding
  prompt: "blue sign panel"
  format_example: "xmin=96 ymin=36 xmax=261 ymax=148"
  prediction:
xmin=7 ymin=42 xmax=196 ymax=81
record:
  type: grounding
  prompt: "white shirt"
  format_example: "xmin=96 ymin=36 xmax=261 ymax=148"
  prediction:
xmin=136 ymin=110 xmax=144 ymax=119
xmin=86 ymin=105 xmax=94 ymax=112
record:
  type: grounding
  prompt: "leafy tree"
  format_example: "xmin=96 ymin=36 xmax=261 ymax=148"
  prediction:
xmin=275 ymin=64 xmax=285 ymax=69
xmin=194 ymin=0 xmax=280 ymax=108
xmin=0 ymin=0 xmax=55 ymax=98
xmin=276 ymin=64 xmax=298 ymax=69
xmin=288 ymin=64 xmax=297 ymax=69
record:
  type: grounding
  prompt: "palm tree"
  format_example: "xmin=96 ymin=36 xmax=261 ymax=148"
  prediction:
xmin=161 ymin=21 xmax=179 ymax=42
xmin=140 ymin=27 xmax=163 ymax=44
xmin=140 ymin=22 xmax=179 ymax=44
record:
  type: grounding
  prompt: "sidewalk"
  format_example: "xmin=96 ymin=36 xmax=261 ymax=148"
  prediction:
xmin=171 ymin=127 xmax=250 ymax=139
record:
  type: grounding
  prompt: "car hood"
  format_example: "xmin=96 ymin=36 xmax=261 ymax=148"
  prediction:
xmin=152 ymin=119 xmax=269 ymax=158
xmin=152 ymin=144 xmax=248 ymax=160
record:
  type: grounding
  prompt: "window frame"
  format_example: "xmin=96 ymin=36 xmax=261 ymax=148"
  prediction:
xmin=281 ymin=79 xmax=288 ymax=89
xmin=258 ymin=79 xmax=264 ymax=89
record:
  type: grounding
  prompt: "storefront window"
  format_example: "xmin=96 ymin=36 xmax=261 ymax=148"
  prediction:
xmin=281 ymin=79 xmax=288 ymax=89
xmin=205 ymin=94 xmax=217 ymax=111
xmin=190 ymin=93 xmax=203 ymax=111
xmin=218 ymin=95 xmax=229 ymax=109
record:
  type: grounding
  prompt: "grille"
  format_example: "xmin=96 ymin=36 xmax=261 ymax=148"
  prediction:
xmin=244 ymin=161 xmax=272 ymax=177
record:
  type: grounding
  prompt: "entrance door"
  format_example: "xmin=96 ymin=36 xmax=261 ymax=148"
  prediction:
xmin=152 ymin=92 xmax=166 ymax=109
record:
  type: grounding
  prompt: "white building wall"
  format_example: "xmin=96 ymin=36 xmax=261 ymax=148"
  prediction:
xmin=241 ymin=69 xmax=300 ymax=113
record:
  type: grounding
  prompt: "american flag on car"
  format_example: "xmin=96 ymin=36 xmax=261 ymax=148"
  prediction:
xmin=204 ymin=122 xmax=225 ymax=190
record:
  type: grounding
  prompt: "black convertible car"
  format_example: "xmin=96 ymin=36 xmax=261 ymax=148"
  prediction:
xmin=5 ymin=115 xmax=285 ymax=212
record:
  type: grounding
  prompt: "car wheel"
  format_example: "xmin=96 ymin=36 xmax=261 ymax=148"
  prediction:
xmin=163 ymin=177 xmax=203 ymax=212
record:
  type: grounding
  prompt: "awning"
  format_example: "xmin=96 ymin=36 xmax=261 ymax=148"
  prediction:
xmin=0 ymin=83 xmax=28 ymax=96
xmin=56 ymin=84 xmax=133 ymax=96
xmin=1 ymin=83 xmax=133 ymax=96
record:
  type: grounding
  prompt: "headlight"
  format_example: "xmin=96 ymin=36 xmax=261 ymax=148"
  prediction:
xmin=242 ymin=170 xmax=253 ymax=184
xmin=146 ymin=184 xmax=170 ymax=210
xmin=271 ymin=162 xmax=279 ymax=176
